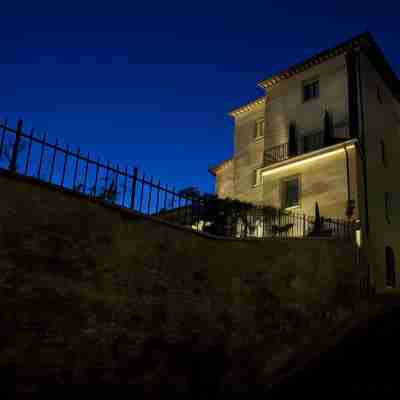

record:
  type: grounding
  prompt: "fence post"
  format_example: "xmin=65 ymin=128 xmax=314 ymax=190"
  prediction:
xmin=147 ymin=176 xmax=153 ymax=214
xmin=9 ymin=119 xmax=23 ymax=172
xmin=72 ymin=147 xmax=80 ymax=189
xmin=130 ymin=167 xmax=138 ymax=211
xmin=0 ymin=118 xmax=8 ymax=158
xmin=155 ymin=179 xmax=161 ymax=215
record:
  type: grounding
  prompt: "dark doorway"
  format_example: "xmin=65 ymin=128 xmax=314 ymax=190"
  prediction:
xmin=386 ymin=246 xmax=396 ymax=288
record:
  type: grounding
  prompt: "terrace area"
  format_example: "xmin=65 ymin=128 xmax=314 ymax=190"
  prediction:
xmin=263 ymin=124 xmax=349 ymax=167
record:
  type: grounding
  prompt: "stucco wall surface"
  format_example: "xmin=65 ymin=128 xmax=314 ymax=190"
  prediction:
xmin=261 ymin=144 xmax=358 ymax=220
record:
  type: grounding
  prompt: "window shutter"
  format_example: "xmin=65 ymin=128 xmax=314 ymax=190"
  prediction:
xmin=253 ymin=122 xmax=258 ymax=139
xmin=252 ymin=170 xmax=258 ymax=186
xmin=254 ymin=119 xmax=264 ymax=140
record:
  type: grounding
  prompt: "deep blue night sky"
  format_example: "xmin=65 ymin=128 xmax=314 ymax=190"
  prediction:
xmin=1 ymin=0 xmax=399 ymax=194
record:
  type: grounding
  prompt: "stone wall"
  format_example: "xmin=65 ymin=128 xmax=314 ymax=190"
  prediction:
xmin=215 ymin=159 xmax=234 ymax=199
xmin=358 ymin=51 xmax=400 ymax=292
xmin=232 ymin=103 xmax=265 ymax=203
xmin=0 ymin=171 xmax=368 ymax=394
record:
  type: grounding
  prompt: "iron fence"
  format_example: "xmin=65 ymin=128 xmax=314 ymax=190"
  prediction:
xmin=264 ymin=142 xmax=289 ymax=165
xmin=0 ymin=118 xmax=355 ymax=240
xmin=264 ymin=132 xmax=327 ymax=166
xmin=263 ymin=130 xmax=351 ymax=167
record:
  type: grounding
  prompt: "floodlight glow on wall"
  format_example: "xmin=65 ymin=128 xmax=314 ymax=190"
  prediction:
xmin=260 ymin=143 xmax=356 ymax=178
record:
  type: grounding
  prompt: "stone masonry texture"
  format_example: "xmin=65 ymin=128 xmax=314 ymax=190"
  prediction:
xmin=0 ymin=171 xmax=369 ymax=396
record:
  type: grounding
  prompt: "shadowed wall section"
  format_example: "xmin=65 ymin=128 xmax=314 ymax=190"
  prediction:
xmin=0 ymin=171 xmax=369 ymax=394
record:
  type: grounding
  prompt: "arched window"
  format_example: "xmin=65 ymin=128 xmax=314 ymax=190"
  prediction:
xmin=386 ymin=246 xmax=396 ymax=288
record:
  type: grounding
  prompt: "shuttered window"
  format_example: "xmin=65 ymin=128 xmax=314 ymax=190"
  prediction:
xmin=303 ymin=79 xmax=319 ymax=102
xmin=254 ymin=118 xmax=265 ymax=140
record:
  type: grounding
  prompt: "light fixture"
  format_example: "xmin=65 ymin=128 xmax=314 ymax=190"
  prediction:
xmin=261 ymin=144 xmax=356 ymax=177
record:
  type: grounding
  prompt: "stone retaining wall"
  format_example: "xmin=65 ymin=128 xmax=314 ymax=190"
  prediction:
xmin=0 ymin=171 xmax=367 ymax=394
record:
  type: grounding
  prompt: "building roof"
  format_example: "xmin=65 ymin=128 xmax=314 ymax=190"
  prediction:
xmin=228 ymin=96 xmax=266 ymax=118
xmin=229 ymin=32 xmax=399 ymax=118
xmin=257 ymin=31 xmax=400 ymax=101
xmin=208 ymin=158 xmax=233 ymax=176
xmin=258 ymin=32 xmax=367 ymax=89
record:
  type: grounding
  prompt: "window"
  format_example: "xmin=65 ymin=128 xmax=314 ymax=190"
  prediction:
xmin=303 ymin=79 xmax=319 ymax=102
xmin=254 ymin=118 xmax=265 ymax=140
xmin=281 ymin=176 xmax=300 ymax=209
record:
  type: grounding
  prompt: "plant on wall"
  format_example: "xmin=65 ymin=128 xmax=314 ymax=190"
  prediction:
xmin=308 ymin=201 xmax=332 ymax=237
xmin=88 ymin=174 xmax=121 ymax=203
xmin=324 ymin=110 xmax=333 ymax=146
xmin=98 ymin=178 xmax=118 ymax=203
xmin=288 ymin=122 xmax=298 ymax=157
xmin=201 ymin=195 xmax=279 ymax=238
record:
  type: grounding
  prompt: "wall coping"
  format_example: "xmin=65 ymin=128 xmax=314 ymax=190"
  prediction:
xmin=0 ymin=168 xmax=351 ymax=244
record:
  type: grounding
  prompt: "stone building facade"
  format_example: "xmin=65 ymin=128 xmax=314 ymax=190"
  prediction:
xmin=209 ymin=32 xmax=400 ymax=293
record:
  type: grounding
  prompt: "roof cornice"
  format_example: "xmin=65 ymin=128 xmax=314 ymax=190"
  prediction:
xmin=228 ymin=96 xmax=266 ymax=118
xmin=257 ymin=32 xmax=370 ymax=90
xmin=228 ymin=32 xmax=399 ymax=120
xmin=208 ymin=158 xmax=233 ymax=176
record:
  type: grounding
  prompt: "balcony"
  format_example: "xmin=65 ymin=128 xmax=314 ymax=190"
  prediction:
xmin=263 ymin=131 xmax=347 ymax=167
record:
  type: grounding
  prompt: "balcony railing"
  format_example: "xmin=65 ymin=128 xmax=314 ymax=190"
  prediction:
xmin=263 ymin=142 xmax=289 ymax=165
xmin=263 ymin=131 xmax=345 ymax=166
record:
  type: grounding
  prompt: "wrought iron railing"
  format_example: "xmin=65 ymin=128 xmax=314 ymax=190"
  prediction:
xmin=263 ymin=131 xmax=341 ymax=166
xmin=0 ymin=118 xmax=355 ymax=240
xmin=264 ymin=142 xmax=289 ymax=165
xmin=0 ymin=118 xmax=196 ymax=220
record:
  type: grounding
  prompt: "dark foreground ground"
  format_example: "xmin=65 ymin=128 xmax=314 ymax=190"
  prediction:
xmin=267 ymin=295 xmax=400 ymax=397
xmin=10 ymin=297 xmax=400 ymax=399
